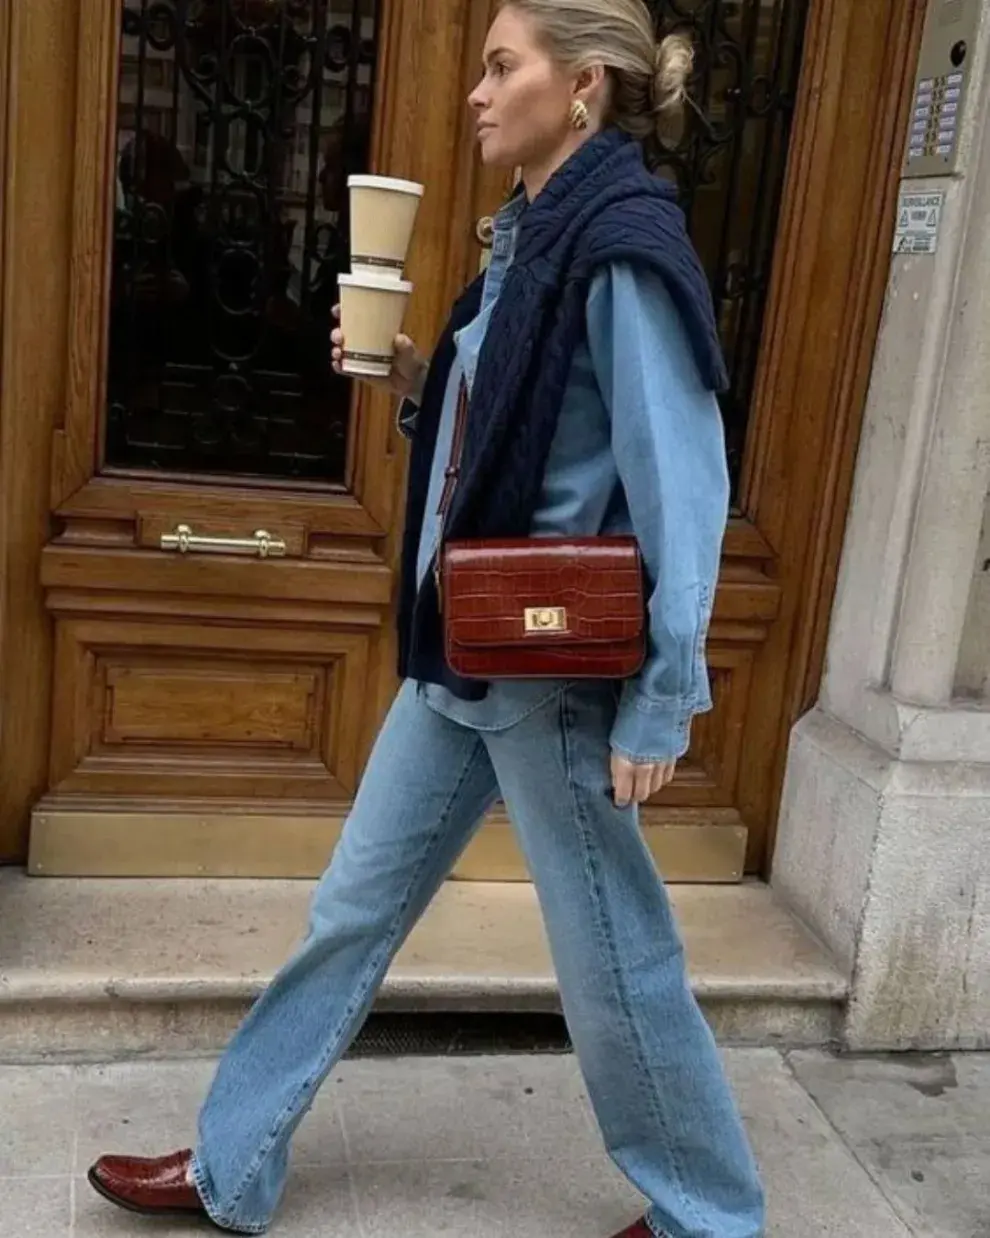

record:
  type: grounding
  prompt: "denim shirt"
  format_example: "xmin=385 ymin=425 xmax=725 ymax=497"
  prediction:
xmin=408 ymin=196 xmax=729 ymax=762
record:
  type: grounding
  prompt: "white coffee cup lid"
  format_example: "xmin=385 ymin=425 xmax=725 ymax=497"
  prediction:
xmin=339 ymin=272 xmax=414 ymax=293
xmin=348 ymin=174 xmax=424 ymax=197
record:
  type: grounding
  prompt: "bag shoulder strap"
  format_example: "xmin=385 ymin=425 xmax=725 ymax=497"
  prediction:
xmin=433 ymin=379 xmax=469 ymax=606
xmin=437 ymin=379 xmax=469 ymax=521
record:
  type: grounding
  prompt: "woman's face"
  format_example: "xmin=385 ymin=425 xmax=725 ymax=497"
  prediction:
xmin=468 ymin=7 xmax=583 ymax=170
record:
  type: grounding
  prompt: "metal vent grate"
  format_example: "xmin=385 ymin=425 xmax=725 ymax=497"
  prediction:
xmin=344 ymin=1013 xmax=573 ymax=1059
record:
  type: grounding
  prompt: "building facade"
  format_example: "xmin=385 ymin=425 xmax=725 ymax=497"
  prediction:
xmin=0 ymin=0 xmax=985 ymax=1050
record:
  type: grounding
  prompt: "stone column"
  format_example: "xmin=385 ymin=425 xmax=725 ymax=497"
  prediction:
xmin=772 ymin=6 xmax=990 ymax=1051
xmin=889 ymin=159 xmax=990 ymax=705
xmin=955 ymin=494 xmax=990 ymax=697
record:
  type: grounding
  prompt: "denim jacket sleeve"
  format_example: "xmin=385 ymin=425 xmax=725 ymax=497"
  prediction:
xmin=586 ymin=263 xmax=730 ymax=763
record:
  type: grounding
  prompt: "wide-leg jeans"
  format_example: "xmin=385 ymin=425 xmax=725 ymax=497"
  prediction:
xmin=192 ymin=680 xmax=765 ymax=1238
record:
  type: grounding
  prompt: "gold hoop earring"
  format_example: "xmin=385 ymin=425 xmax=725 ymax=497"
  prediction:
xmin=569 ymin=100 xmax=590 ymax=131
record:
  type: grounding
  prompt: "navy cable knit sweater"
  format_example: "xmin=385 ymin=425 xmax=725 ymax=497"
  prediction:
xmin=397 ymin=128 xmax=725 ymax=699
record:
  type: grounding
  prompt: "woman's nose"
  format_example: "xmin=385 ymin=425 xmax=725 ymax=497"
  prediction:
xmin=468 ymin=79 xmax=488 ymax=112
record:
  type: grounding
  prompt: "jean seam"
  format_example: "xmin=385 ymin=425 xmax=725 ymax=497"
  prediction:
xmin=191 ymin=1154 xmax=267 ymax=1235
xmin=645 ymin=1219 xmax=674 ymax=1238
xmin=215 ymin=733 xmax=488 ymax=1230
xmin=559 ymin=686 xmax=706 ymax=1237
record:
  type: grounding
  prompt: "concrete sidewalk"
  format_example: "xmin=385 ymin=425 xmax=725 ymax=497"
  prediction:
xmin=1 ymin=1049 xmax=986 ymax=1237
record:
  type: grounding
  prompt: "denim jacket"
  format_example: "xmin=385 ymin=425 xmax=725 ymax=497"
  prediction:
xmin=405 ymin=196 xmax=729 ymax=763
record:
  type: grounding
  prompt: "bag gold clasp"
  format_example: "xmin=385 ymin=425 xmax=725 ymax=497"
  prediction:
xmin=524 ymin=607 xmax=567 ymax=634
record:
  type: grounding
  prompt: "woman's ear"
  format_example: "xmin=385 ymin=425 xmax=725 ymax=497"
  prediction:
xmin=574 ymin=63 xmax=607 ymax=103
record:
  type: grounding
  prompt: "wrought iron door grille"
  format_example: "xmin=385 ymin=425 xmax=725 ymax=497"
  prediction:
xmin=106 ymin=0 xmax=379 ymax=484
xmin=649 ymin=0 xmax=811 ymax=491
xmin=106 ymin=0 xmax=808 ymax=493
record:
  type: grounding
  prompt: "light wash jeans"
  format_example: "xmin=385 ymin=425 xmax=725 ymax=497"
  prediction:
xmin=192 ymin=679 xmax=765 ymax=1237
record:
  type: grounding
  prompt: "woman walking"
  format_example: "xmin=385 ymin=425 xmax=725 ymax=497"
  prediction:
xmin=88 ymin=2 xmax=765 ymax=1234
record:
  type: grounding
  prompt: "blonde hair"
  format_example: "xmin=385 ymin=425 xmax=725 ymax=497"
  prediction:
xmin=497 ymin=0 xmax=693 ymax=157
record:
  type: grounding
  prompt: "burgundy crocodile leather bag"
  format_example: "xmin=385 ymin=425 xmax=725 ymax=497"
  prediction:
xmin=437 ymin=383 xmax=647 ymax=680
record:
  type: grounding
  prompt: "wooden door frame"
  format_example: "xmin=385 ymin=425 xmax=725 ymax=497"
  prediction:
xmin=0 ymin=0 xmax=78 ymax=863
xmin=0 ymin=0 xmax=925 ymax=868
xmin=731 ymin=0 xmax=927 ymax=866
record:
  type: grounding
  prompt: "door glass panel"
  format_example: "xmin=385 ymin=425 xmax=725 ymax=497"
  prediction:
xmin=108 ymin=0 xmax=379 ymax=485
xmin=649 ymin=0 xmax=810 ymax=493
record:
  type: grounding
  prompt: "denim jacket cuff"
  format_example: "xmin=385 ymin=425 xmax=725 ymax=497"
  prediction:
xmin=609 ymin=691 xmax=695 ymax=764
xmin=396 ymin=397 xmax=420 ymax=440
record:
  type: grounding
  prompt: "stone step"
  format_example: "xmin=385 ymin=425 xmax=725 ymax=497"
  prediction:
xmin=0 ymin=871 xmax=847 ymax=1060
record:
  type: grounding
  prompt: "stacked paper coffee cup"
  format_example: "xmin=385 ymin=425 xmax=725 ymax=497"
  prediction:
xmin=337 ymin=175 xmax=424 ymax=378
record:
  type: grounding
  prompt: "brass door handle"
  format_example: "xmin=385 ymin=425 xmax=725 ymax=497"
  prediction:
xmin=160 ymin=524 xmax=287 ymax=559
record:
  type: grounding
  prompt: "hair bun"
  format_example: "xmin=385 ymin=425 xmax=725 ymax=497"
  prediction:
xmin=653 ymin=32 xmax=693 ymax=114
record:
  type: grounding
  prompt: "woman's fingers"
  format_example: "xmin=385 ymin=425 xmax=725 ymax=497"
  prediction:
xmin=652 ymin=762 xmax=677 ymax=795
xmin=632 ymin=764 xmax=654 ymax=804
xmin=611 ymin=756 xmax=656 ymax=807
xmin=329 ymin=322 xmax=421 ymax=394
xmin=612 ymin=755 xmax=679 ymax=808
xmin=330 ymin=322 xmax=344 ymax=375
xmin=611 ymin=755 xmax=635 ymax=808
xmin=649 ymin=764 xmax=665 ymax=796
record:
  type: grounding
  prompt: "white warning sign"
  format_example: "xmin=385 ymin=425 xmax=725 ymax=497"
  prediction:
xmin=894 ymin=190 xmax=945 ymax=255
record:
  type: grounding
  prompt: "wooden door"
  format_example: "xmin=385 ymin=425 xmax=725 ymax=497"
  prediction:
xmin=1 ymin=0 xmax=923 ymax=878
xmin=16 ymin=0 xmax=509 ymax=876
